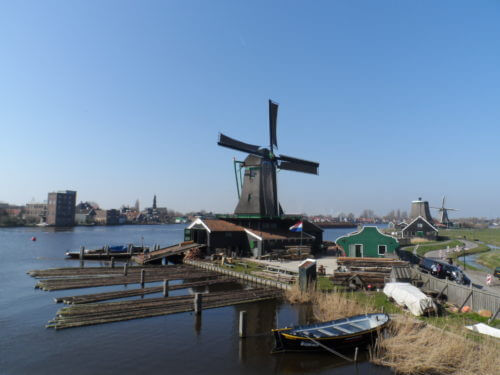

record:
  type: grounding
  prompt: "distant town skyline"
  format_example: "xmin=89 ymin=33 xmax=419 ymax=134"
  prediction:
xmin=1 ymin=1 xmax=500 ymax=218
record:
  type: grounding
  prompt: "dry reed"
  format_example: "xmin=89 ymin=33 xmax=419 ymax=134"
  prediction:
xmin=371 ymin=315 xmax=500 ymax=375
xmin=285 ymin=283 xmax=370 ymax=321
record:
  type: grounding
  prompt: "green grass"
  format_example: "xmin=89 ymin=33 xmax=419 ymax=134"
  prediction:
xmin=476 ymin=250 xmax=500 ymax=270
xmin=403 ymin=240 xmax=464 ymax=256
xmin=220 ymin=260 xmax=263 ymax=274
xmin=421 ymin=311 xmax=500 ymax=331
xmin=455 ymin=259 xmax=482 ymax=272
xmin=317 ymin=276 xmax=334 ymax=291
xmin=441 ymin=228 xmax=500 ymax=247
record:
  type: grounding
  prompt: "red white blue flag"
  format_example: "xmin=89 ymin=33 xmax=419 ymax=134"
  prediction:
xmin=289 ymin=221 xmax=303 ymax=232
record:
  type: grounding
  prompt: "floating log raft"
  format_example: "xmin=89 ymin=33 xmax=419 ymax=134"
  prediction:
xmin=54 ymin=277 xmax=238 ymax=304
xmin=47 ymin=288 xmax=282 ymax=330
xmin=30 ymin=265 xmax=220 ymax=291
xmin=36 ymin=271 xmax=217 ymax=291
xmin=28 ymin=265 xmax=185 ymax=278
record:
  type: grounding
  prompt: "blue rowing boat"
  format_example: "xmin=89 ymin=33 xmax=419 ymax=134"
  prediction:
xmin=272 ymin=313 xmax=389 ymax=352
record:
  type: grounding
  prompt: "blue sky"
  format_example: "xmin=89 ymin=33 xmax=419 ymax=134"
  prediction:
xmin=1 ymin=1 xmax=499 ymax=218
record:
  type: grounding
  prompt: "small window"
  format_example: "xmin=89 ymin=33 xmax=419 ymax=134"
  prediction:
xmin=417 ymin=223 xmax=423 ymax=228
xmin=378 ymin=245 xmax=387 ymax=255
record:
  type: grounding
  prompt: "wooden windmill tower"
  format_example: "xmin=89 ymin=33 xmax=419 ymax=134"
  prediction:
xmin=431 ymin=196 xmax=458 ymax=227
xmin=217 ymin=100 xmax=319 ymax=217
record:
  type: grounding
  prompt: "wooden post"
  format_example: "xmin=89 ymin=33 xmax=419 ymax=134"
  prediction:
xmin=79 ymin=246 xmax=85 ymax=260
xmin=354 ymin=347 xmax=359 ymax=362
xmin=110 ymin=257 xmax=115 ymax=268
xmin=239 ymin=310 xmax=247 ymax=338
xmin=437 ymin=282 xmax=448 ymax=300
xmin=488 ymin=305 xmax=500 ymax=324
xmin=140 ymin=269 xmax=145 ymax=288
xmin=123 ymin=263 xmax=128 ymax=276
xmin=194 ymin=293 xmax=202 ymax=314
xmin=127 ymin=244 xmax=132 ymax=255
xmin=458 ymin=290 xmax=473 ymax=312
xmin=163 ymin=279 xmax=169 ymax=297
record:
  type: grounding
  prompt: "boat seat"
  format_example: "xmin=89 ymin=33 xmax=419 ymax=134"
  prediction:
xmin=333 ymin=325 xmax=352 ymax=334
xmin=317 ymin=328 xmax=335 ymax=337
xmin=348 ymin=322 xmax=365 ymax=330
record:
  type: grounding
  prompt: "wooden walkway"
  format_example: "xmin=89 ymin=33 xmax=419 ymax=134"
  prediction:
xmin=133 ymin=242 xmax=205 ymax=265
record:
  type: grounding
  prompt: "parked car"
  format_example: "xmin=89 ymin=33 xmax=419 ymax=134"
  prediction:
xmin=419 ymin=257 xmax=471 ymax=285
xmin=494 ymin=267 xmax=500 ymax=279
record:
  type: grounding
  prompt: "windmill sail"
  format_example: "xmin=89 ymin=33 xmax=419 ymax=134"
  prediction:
xmin=218 ymin=134 xmax=263 ymax=156
xmin=278 ymin=154 xmax=319 ymax=175
xmin=269 ymin=100 xmax=278 ymax=149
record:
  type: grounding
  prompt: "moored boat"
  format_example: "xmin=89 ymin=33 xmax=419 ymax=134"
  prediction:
xmin=272 ymin=313 xmax=389 ymax=352
xmin=65 ymin=245 xmax=147 ymax=259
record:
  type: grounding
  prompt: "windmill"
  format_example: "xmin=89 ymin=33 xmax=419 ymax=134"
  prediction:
xmin=217 ymin=100 xmax=319 ymax=217
xmin=431 ymin=196 xmax=458 ymax=226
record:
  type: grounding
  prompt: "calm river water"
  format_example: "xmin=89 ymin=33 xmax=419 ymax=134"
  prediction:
xmin=0 ymin=225 xmax=392 ymax=375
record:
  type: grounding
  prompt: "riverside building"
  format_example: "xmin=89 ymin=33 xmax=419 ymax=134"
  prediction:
xmin=47 ymin=190 xmax=77 ymax=227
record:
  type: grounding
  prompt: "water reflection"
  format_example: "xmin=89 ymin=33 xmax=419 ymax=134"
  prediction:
xmin=194 ymin=313 xmax=202 ymax=335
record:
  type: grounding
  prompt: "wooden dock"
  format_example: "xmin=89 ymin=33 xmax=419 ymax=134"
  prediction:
xmin=133 ymin=242 xmax=205 ymax=265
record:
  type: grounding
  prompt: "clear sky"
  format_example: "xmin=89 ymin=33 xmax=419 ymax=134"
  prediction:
xmin=1 ymin=1 xmax=499 ymax=218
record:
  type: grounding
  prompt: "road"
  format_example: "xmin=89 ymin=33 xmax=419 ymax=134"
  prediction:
xmin=425 ymin=240 xmax=500 ymax=295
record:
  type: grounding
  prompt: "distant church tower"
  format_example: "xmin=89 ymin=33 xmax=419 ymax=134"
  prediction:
xmin=134 ymin=199 xmax=140 ymax=212
xmin=153 ymin=195 xmax=157 ymax=210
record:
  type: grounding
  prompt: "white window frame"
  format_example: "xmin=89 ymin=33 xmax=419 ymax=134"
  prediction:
xmin=378 ymin=244 xmax=387 ymax=256
xmin=353 ymin=244 xmax=363 ymax=257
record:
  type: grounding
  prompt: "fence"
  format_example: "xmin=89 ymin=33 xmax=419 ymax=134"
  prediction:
xmin=411 ymin=268 xmax=500 ymax=314
xmin=183 ymin=259 xmax=292 ymax=291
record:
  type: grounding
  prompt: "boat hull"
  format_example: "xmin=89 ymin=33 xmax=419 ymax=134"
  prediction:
xmin=272 ymin=313 xmax=389 ymax=353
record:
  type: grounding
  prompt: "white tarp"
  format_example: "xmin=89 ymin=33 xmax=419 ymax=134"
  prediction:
xmin=383 ymin=282 xmax=437 ymax=316
xmin=465 ymin=323 xmax=500 ymax=339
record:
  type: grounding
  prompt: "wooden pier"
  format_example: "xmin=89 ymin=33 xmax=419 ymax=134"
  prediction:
xmin=133 ymin=242 xmax=205 ymax=265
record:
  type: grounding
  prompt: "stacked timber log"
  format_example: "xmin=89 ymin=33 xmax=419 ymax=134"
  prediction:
xmin=47 ymin=288 xmax=282 ymax=330
xmin=28 ymin=265 xmax=219 ymax=291
xmin=263 ymin=245 xmax=312 ymax=261
xmin=54 ymin=277 xmax=238 ymax=304
xmin=331 ymin=257 xmax=409 ymax=289
xmin=184 ymin=247 xmax=204 ymax=261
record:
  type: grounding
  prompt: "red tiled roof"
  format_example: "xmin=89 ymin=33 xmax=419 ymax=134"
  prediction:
xmin=202 ymin=219 xmax=246 ymax=232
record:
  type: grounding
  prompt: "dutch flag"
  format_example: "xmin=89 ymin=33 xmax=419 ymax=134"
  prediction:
xmin=289 ymin=221 xmax=303 ymax=232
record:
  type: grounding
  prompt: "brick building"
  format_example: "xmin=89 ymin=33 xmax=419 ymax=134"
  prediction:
xmin=47 ymin=191 xmax=77 ymax=227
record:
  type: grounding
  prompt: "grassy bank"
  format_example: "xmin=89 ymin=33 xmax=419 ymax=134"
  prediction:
xmin=441 ymin=228 xmax=500 ymax=247
xmin=476 ymin=250 xmax=500 ymax=270
xmin=285 ymin=286 xmax=499 ymax=375
xmin=372 ymin=315 xmax=500 ymax=375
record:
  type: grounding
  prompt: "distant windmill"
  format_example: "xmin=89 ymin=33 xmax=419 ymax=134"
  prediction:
xmin=431 ymin=196 xmax=458 ymax=226
xmin=217 ymin=100 xmax=319 ymax=217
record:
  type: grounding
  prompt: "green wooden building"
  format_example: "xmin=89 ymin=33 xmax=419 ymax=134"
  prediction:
xmin=336 ymin=226 xmax=399 ymax=258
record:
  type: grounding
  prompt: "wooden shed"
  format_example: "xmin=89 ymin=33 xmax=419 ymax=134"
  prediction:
xmin=401 ymin=216 xmax=438 ymax=239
